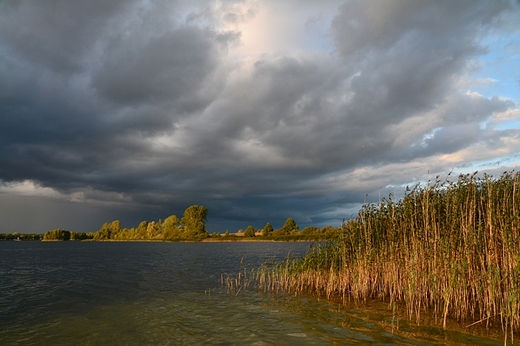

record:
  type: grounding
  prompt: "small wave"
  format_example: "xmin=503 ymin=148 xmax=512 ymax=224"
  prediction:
xmin=287 ymin=332 xmax=307 ymax=338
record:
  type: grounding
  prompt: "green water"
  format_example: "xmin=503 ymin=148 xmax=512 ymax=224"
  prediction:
xmin=0 ymin=242 xmax=512 ymax=345
xmin=4 ymin=290 xmax=509 ymax=345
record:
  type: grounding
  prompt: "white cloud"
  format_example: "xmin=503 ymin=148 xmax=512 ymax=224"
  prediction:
xmin=0 ymin=180 xmax=62 ymax=198
xmin=491 ymin=108 xmax=520 ymax=122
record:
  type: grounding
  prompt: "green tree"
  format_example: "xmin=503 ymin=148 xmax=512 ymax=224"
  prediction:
xmin=244 ymin=225 xmax=255 ymax=237
xmin=122 ymin=227 xmax=137 ymax=240
xmin=110 ymin=220 xmax=121 ymax=238
xmin=43 ymin=229 xmax=71 ymax=241
xmin=145 ymin=221 xmax=160 ymax=239
xmin=94 ymin=222 xmax=112 ymax=240
xmin=181 ymin=205 xmax=208 ymax=238
xmin=262 ymin=222 xmax=274 ymax=237
xmin=320 ymin=225 xmax=340 ymax=237
xmin=70 ymin=231 xmax=87 ymax=240
xmin=278 ymin=218 xmax=298 ymax=235
xmin=301 ymin=226 xmax=319 ymax=235
xmin=137 ymin=221 xmax=148 ymax=239
xmin=162 ymin=214 xmax=181 ymax=239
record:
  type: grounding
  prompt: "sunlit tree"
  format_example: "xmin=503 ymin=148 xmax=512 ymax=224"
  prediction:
xmin=244 ymin=225 xmax=255 ymax=237
xmin=301 ymin=226 xmax=319 ymax=235
xmin=262 ymin=222 xmax=274 ymax=236
xmin=162 ymin=214 xmax=181 ymax=239
xmin=43 ymin=228 xmax=71 ymax=241
xmin=137 ymin=221 xmax=148 ymax=239
xmin=110 ymin=220 xmax=121 ymax=238
xmin=181 ymin=205 xmax=208 ymax=238
xmin=277 ymin=218 xmax=298 ymax=235
xmin=147 ymin=221 xmax=160 ymax=239
xmin=94 ymin=223 xmax=111 ymax=240
xmin=70 ymin=231 xmax=87 ymax=240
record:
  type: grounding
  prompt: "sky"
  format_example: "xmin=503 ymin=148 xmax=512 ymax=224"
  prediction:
xmin=1 ymin=0 xmax=519 ymax=234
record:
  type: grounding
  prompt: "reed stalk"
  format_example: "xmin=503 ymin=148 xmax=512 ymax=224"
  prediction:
xmin=254 ymin=171 xmax=520 ymax=343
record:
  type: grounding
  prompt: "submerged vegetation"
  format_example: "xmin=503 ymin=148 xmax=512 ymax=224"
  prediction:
xmin=242 ymin=171 xmax=520 ymax=343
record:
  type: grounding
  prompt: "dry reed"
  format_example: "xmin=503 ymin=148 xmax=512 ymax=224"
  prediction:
xmin=254 ymin=171 xmax=520 ymax=344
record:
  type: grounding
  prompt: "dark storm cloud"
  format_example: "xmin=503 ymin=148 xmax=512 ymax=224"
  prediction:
xmin=0 ymin=0 xmax=127 ymax=73
xmin=92 ymin=22 xmax=236 ymax=109
xmin=0 ymin=0 xmax=518 ymax=233
xmin=0 ymin=0 xmax=237 ymax=188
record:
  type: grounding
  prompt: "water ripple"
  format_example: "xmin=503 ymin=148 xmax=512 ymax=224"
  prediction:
xmin=0 ymin=242 xmax=509 ymax=345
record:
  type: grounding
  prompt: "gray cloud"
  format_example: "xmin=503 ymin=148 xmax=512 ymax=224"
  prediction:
xmin=0 ymin=0 xmax=518 ymax=233
xmin=0 ymin=0 xmax=127 ymax=73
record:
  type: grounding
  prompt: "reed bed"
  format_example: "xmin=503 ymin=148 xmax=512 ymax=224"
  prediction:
xmin=254 ymin=171 xmax=520 ymax=343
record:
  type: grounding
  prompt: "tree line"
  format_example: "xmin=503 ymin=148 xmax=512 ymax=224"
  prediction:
xmin=0 ymin=232 xmax=42 ymax=241
xmin=42 ymin=205 xmax=209 ymax=241
xmin=92 ymin=205 xmax=209 ymax=241
xmin=237 ymin=218 xmax=342 ymax=240
xmin=41 ymin=204 xmax=343 ymax=241
xmin=42 ymin=229 xmax=89 ymax=241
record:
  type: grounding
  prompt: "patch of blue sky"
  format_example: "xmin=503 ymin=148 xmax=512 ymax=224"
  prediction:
xmin=471 ymin=35 xmax=520 ymax=102
xmin=475 ymin=153 xmax=520 ymax=170
xmin=494 ymin=118 xmax=520 ymax=131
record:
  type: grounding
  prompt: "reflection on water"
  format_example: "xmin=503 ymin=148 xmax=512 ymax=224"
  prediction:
xmin=0 ymin=242 xmax=512 ymax=345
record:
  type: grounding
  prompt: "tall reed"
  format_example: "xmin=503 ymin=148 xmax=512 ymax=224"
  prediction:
xmin=256 ymin=171 xmax=520 ymax=343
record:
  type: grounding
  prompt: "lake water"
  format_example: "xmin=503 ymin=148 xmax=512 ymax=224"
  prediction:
xmin=0 ymin=241 xmax=511 ymax=345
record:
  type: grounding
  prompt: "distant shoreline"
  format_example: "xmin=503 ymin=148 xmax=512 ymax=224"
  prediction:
xmin=19 ymin=238 xmax=320 ymax=243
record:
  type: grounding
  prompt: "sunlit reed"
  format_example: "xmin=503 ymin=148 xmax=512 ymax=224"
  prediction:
xmin=251 ymin=171 xmax=520 ymax=344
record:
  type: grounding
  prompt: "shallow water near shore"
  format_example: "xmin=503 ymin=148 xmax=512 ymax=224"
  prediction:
xmin=0 ymin=241 xmax=513 ymax=345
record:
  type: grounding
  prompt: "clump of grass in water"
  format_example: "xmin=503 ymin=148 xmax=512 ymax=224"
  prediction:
xmin=254 ymin=171 xmax=520 ymax=345
xmin=222 ymin=258 xmax=257 ymax=295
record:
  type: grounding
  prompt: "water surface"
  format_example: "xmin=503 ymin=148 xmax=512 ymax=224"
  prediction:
xmin=0 ymin=241 xmax=510 ymax=345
